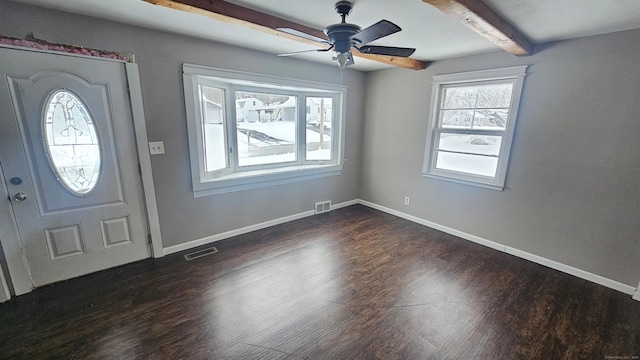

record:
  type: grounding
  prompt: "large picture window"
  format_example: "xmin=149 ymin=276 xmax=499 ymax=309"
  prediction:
xmin=183 ymin=64 xmax=345 ymax=196
xmin=423 ymin=66 xmax=527 ymax=189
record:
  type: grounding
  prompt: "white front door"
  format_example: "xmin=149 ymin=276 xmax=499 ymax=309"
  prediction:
xmin=0 ymin=47 xmax=151 ymax=288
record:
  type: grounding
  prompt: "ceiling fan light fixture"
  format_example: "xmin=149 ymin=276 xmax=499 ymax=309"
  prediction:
xmin=336 ymin=52 xmax=350 ymax=69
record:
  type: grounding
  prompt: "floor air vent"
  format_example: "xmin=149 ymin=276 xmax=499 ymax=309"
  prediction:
xmin=315 ymin=200 xmax=331 ymax=214
xmin=184 ymin=246 xmax=218 ymax=261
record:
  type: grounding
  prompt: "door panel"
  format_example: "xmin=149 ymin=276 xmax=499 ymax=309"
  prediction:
xmin=0 ymin=47 xmax=150 ymax=287
xmin=7 ymin=71 xmax=126 ymax=214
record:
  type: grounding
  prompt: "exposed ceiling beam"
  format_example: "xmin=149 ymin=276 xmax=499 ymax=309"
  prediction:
xmin=422 ymin=0 xmax=534 ymax=56
xmin=144 ymin=0 xmax=429 ymax=70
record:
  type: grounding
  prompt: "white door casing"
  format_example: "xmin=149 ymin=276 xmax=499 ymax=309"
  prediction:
xmin=0 ymin=47 xmax=162 ymax=291
xmin=0 ymin=166 xmax=13 ymax=301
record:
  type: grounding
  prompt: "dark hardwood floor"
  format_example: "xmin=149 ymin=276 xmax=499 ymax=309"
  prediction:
xmin=1 ymin=205 xmax=639 ymax=359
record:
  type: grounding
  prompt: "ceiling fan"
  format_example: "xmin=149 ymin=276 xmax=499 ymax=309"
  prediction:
xmin=277 ymin=1 xmax=416 ymax=69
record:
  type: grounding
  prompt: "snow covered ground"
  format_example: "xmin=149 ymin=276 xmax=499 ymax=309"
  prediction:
xmin=239 ymin=121 xmax=331 ymax=144
xmin=204 ymin=123 xmax=502 ymax=177
xmin=203 ymin=122 xmax=332 ymax=170
xmin=435 ymin=134 xmax=501 ymax=177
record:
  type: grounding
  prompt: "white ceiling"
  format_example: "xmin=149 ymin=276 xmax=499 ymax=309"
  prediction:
xmin=9 ymin=0 xmax=640 ymax=71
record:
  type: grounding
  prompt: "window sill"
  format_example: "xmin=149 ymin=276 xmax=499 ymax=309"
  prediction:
xmin=193 ymin=163 xmax=343 ymax=197
xmin=422 ymin=172 xmax=504 ymax=191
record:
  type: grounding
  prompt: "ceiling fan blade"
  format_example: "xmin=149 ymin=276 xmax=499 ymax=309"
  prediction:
xmin=277 ymin=27 xmax=330 ymax=44
xmin=357 ymin=45 xmax=416 ymax=57
xmin=352 ymin=20 xmax=401 ymax=45
xmin=278 ymin=47 xmax=333 ymax=57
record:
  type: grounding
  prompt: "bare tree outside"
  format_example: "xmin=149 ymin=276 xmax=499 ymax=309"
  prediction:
xmin=441 ymin=83 xmax=512 ymax=130
xmin=435 ymin=81 xmax=515 ymax=177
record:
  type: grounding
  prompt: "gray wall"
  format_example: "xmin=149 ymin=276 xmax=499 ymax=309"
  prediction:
xmin=1 ymin=2 xmax=638 ymax=288
xmin=0 ymin=2 xmax=365 ymax=248
xmin=362 ymin=29 xmax=640 ymax=286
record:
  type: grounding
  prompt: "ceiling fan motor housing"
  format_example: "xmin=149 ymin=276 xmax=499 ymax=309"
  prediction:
xmin=324 ymin=23 xmax=361 ymax=53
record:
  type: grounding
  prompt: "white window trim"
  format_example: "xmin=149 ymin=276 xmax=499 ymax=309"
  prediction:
xmin=183 ymin=64 xmax=347 ymax=197
xmin=422 ymin=65 xmax=527 ymax=190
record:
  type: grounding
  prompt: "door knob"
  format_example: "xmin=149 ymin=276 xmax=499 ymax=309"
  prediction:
xmin=14 ymin=192 xmax=27 ymax=202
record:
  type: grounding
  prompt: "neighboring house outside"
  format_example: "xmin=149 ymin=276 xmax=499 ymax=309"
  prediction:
xmin=443 ymin=110 xmax=500 ymax=128
xmin=236 ymin=97 xmax=264 ymax=123
xmin=264 ymin=96 xmax=296 ymax=122
xmin=247 ymin=96 xmax=297 ymax=123
xmin=237 ymin=96 xmax=326 ymax=123
xmin=202 ymin=95 xmax=223 ymax=124
xmin=306 ymin=97 xmax=332 ymax=124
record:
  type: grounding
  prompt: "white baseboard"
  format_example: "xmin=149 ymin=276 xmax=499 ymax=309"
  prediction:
xmin=161 ymin=198 xmax=639 ymax=300
xmin=331 ymin=199 xmax=359 ymax=210
xmin=358 ymin=200 xmax=506 ymax=252
xmin=504 ymin=247 xmax=636 ymax=295
xmin=163 ymin=199 xmax=357 ymax=255
xmin=358 ymin=200 xmax=638 ymax=297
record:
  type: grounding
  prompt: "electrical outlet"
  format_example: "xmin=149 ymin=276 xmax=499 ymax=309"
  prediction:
xmin=149 ymin=141 xmax=165 ymax=155
xmin=404 ymin=196 xmax=410 ymax=206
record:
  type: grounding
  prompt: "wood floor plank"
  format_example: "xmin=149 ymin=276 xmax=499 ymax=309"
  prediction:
xmin=0 ymin=204 xmax=638 ymax=359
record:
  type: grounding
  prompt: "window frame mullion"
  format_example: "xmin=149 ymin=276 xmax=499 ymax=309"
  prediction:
xmin=227 ymin=84 xmax=240 ymax=173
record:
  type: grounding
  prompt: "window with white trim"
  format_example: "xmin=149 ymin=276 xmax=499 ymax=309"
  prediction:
xmin=423 ymin=66 xmax=527 ymax=190
xmin=183 ymin=64 xmax=346 ymax=196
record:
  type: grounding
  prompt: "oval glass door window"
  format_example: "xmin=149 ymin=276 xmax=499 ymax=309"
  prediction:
xmin=44 ymin=90 xmax=101 ymax=195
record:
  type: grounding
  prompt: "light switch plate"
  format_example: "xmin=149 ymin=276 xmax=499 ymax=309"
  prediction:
xmin=149 ymin=141 xmax=165 ymax=155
